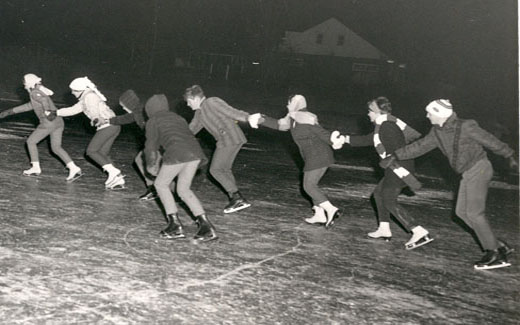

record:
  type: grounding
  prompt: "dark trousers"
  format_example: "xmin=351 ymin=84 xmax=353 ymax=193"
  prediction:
xmin=86 ymin=125 xmax=121 ymax=167
xmin=209 ymin=144 xmax=242 ymax=195
xmin=373 ymin=171 xmax=416 ymax=232
xmin=456 ymin=158 xmax=498 ymax=250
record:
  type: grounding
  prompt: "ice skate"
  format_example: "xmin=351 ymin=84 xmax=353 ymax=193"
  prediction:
xmin=405 ymin=226 xmax=433 ymax=250
xmin=66 ymin=168 xmax=83 ymax=183
xmin=139 ymin=186 xmax=158 ymax=201
xmin=474 ymin=249 xmax=511 ymax=270
xmin=193 ymin=214 xmax=218 ymax=242
xmin=368 ymin=222 xmax=392 ymax=241
xmin=498 ymin=239 xmax=515 ymax=257
xmin=223 ymin=192 xmax=251 ymax=214
xmin=305 ymin=206 xmax=327 ymax=225
xmin=160 ymin=213 xmax=185 ymax=239
xmin=105 ymin=174 xmax=126 ymax=190
xmin=319 ymin=201 xmax=340 ymax=229
xmin=23 ymin=165 xmax=41 ymax=177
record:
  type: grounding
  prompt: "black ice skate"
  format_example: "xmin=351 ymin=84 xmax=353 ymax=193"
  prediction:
xmin=474 ymin=249 xmax=511 ymax=270
xmin=223 ymin=192 xmax=251 ymax=214
xmin=498 ymin=239 xmax=515 ymax=257
xmin=139 ymin=186 xmax=158 ymax=201
xmin=160 ymin=213 xmax=185 ymax=239
xmin=193 ymin=214 xmax=218 ymax=242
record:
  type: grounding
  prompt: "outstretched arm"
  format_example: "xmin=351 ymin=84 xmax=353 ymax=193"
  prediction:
xmin=0 ymin=102 xmax=34 ymax=119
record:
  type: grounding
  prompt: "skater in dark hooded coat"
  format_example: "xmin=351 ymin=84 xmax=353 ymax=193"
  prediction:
xmin=144 ymin=94 xmax=217 ymax=242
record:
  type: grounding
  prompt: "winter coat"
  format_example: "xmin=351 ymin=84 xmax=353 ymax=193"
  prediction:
xmin=144 ymin=94 xmax=207 ymax=167
xmin=189 ymin=97 xmax=250 ymax=148
xmin=262 ymin=115 xmax=334 ymax=171
xmin=28 ymin=87 xmax=58 ymax=124
xmin=57 ymin=89 xmax=115 ymax=130
xmin=394 ymin=112 xmax=514 ymax=174
xmin=350 ymin=120 xmax=417 ymax=174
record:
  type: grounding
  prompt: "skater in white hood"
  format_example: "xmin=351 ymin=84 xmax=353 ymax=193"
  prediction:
xmin=57 ymin=77 xmax=124 ymax=189
xmin=0 ymin=74 xmax=82 ymax=181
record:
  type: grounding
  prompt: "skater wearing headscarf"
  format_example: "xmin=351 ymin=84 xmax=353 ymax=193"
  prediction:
xmin=57 ymin=77 xmax=124 ymax=189
xmin=332 ymin=97 xmax=432 ymax=250
xmin=380 ymin=99 xmax=517 ymax=270
xmin=0 ymin=74 xmax=82 ymax=181
xmin=258 ymin=94 xmax=342 ymax=228
xmin=144 ymin=94 xmax=217 ymax=242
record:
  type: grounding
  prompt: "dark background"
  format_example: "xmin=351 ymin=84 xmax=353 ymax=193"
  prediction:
xmin=0 ymin=0 xmax=518 ymax=148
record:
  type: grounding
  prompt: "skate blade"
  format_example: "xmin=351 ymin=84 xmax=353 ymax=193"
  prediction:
xmin=405 ymin=236 xmax=434 ymax=250
xmin=192 ymin=235 xmax=219 ymax=243
xmin=160 ymin=233 xmax=186 ymax=240
xmin=304 ymin=220 xmax=327 ymax=225
xmin=223 ymin=203 xmax=251 ymax=214
xmin=368 ymin=235 xmax=392 ymax=242
xmin=22 ymin=173 xmax=40 ymax=178
xmin=474 ymin=262 xmax=511 ymax=270
xmin=105 ymin=173 xmax=126 ymax=187
xmin=325 ymin=209 xmax=341 ymax=229
xmin=66 ymin=172 xmax=84 ymax=183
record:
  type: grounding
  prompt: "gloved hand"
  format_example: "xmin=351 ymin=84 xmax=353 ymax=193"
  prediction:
xmin=147 ymin=151 xmax=161 ymax=176
xmin=508 ymin=156 xmax=519 ymax=170
xmin=46 ymin=111 xmax=57 ymax=121
xmin=92 ymin=118 xmax=108 ymax=127
xmin=379 ymin=155 xmax=396 ymax=169
xmin=248 ymin=113 xmax=262 ymax=129
xmin=330 ymin=131 xmax=345 ymax=150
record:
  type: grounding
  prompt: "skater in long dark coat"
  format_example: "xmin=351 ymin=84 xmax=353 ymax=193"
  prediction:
xmin=144 ymin=94 xmax=217 ymax=242
xmin=381 ymin=99 xmax=517 ymax=270
xmin=259 ymin=94 xmax=342 ymax=228
xmin=332 ymin=97 xmax=432 ymax=250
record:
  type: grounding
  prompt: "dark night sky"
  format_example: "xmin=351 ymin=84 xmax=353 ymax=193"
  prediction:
xmin=0 ymin=0 xmax=518 ymax=130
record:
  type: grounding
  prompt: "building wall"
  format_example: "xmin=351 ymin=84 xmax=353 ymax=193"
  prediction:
xmin=281 ymin=18 xmax=386 ymax=60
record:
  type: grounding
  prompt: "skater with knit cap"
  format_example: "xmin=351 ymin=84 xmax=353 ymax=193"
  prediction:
xmin=381 ymin=99 xmax=517 ymax=270
xmin=259 ymin=94 xmax=342 ymax=228
xmin=0 ymin=74 xmax=82 ymax=181
xmin=184 ymin=85 xmax=262 ymax=214
xmin=98 ymin=89 xmax=156 ymax=199
xmin=57 ymin=77 xmax=124 ymax=189
xmin=144 ymin=94 xmax=217 ymax=242
xmin=332 ymin=97 xmax=432 ymax=249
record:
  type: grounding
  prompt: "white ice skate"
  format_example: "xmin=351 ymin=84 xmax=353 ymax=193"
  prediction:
xmin=305 ymin=206 xmax=327 ymax=225
xmin=66 ymin=167 xmax=83 ymax=183
xmin=368 ymin=222 xmax=392 ymax=241
xmin=105 ymin=174 xmax=126 ymax=190
xmin=405 ymin=226 xmax=433 ymax=250
xmin=23 ymin=166 xmax=41 ymax=177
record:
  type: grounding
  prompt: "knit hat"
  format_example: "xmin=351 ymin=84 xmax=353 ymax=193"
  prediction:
xmin=425 ymin=99 xmax=453 ymax=118
xmin=119 ymin=89 xmax=141 ymax=112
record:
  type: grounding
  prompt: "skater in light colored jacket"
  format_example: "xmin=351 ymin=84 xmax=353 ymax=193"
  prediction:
xmin=57 ymin=77 xmax=124 ymax=189
xmin=0 ymin=74 xmax=82 ymax=181
xmin=332 ymin=97 xmax=432 ymax=250
xmin=381 ymin=99 xmax=517 ymax=270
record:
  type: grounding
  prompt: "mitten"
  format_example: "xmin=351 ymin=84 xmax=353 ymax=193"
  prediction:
xmin=330 ymin=131 xmax=345 ymax=150
xmin=46 ymin=111 xmax=57 ymax=121
xmin=508 ymin=156 xmax=519 ymax=170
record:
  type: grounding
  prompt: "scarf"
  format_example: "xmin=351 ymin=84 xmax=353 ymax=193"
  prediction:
xmin=373 ymin=114 xmax=421 ymax=190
